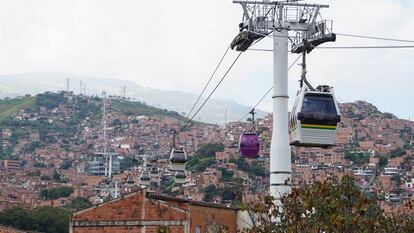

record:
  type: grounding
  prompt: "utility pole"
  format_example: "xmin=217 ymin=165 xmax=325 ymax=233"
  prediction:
xmin=102 ymin=91 xmax=110 ymax=178
xmin=80 ymin=81 xmax=83 ymax=95
xmin=121 ymin=86 xmax=126 ymax=99
xmin=232 ymin=0 xmax=335 ymax=200
xmin=66 ymin=78 xmax=70 ymax=92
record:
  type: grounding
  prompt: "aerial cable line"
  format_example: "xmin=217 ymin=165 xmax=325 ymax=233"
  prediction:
xmin=248 ymin=45 xmax=414 ymax=52
xmin=316 ymin=45 xmax=414 ymax=49
xmin=183 ymin=46 xmax=231 ymax=125
xmin=180 ymin=51 xmax=243 ymax=131
xmin=336 ymin=33 xmax=414 ymax=43
xmin=155 ymin=51 xmax=244 ymax=153
xmin=238 ymin=54 xmax=302 ymax=122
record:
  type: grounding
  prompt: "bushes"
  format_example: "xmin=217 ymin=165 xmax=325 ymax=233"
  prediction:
xmin=0 ymin=207 xmax=70 ymax=233
xmin=39 ymin=186 xmax=74 ymax=200
xmin=186 ymin=143 xmax=224 ymax=172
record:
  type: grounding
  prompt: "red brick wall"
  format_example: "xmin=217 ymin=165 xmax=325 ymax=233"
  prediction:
xmin=72 ymin=192 xmax=187 ymax=222
xmin=72 ymin=226 xmax=185 ymax=233
xmin=189 ymin=205 xmax=238 ymax=233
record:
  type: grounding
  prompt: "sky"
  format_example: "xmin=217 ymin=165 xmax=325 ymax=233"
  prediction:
xmin=0 ymin=0 xmax=413 ymax=120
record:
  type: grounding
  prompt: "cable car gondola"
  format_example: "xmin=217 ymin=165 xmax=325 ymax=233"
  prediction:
xmin=289 ymin=85 xmax=341 ymax=148
xmin=150 ymin=166 xmax=159 ymax=178
xmin=174 ymin=170 xmax=186 ymax=184
xmin=239 ymin=109 xmax=260 ymax=159
xmin=139 ymin=170 xmax=151 ymax=186
xmin=239 ymin=132 xmax=260 ymax=158
xmin=169 ymin=148 xmax=187 ymax=171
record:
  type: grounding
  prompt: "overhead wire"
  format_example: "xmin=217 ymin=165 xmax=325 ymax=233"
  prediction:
xmin=336 ymin=33 xmax=414 ymax=43
xmin=238 ymin=54 xmax=303 ymax=122
xmin=248 ymin=45 xmax=414 ymax=52
xmin=180 ymin=51 xmax=243 ymax=131
xmin=182 ymin=46 xmax=231 ymax=125
xmin=156 ymin=51 xmax=244 ymax=153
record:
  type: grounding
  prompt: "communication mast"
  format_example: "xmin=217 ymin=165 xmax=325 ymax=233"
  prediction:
xmin=79 ymin=81 xmax=83 ymax=95
xmin=232 ymin=0 xmax=335 ymax=200
xmin=121 ymin=86 xmax=126 ymax=99
xmin=66 ymin=78 xmax=70 ymax=92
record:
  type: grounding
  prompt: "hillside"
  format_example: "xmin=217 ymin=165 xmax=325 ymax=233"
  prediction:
xmin=0 ymin=72 xmax=268 ymax=124
xmin=0 ymin=96 xmax=35 ymax=121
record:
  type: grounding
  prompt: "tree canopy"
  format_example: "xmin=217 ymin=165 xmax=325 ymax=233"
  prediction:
xmin=241 ymin=176 xmax=414 ymax=233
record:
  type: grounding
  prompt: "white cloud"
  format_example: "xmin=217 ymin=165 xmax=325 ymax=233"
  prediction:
xmin=0 ymin=0 xmax=413 ymax=119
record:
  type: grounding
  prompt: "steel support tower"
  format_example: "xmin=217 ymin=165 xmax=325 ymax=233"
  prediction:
xmin=232 ymin=0 xmax=334 ymax=200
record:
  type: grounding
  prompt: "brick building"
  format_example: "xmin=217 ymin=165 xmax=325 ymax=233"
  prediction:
xmin=70 ymin=190 xmax=242 ymax=233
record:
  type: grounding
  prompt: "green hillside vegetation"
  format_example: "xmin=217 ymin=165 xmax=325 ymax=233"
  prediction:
xmin=111 ymin=99 xmax=187 ymax=121
xmin=0 ymin=96 xmax=35 ymax=120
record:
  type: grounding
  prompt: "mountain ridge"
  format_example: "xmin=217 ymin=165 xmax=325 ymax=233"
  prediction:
xmin=0 ymin=72 xmax=267 ymax=124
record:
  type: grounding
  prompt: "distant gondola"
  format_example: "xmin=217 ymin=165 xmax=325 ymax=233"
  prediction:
xmin=289 ymin=85 xmax=341 ymax=147
xmin=150 ymin=166 xmax=159 ymax=178
xmin=139 ymin=170 xmax=151 ymax=186
xmin=174 ymin=170 xmax=186 ymax=184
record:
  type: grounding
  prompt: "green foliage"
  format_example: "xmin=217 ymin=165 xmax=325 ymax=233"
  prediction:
xmin=0 ymin=207 xmax=36 ymax=230
xmin=241 ymin=176 xmax=414 ymax=233
xmin=186 ymin=157 xmax=215 ymax=172
xmin=203 ymin=184 xmax=219 ymax=202
xmin=218 ymin=167 xmax=234 ymax=182
xmin=0 ymin=207 xmax=70 ymax=233
xmin=111 ymin=99 xmax=186 ymax=121
xmin=120 ymin=156 xmax=141 ymax=171
xmin=69 ymin=197 xmax=93 ymax=211
xmin=186 ymin=143 xmax=224 ymax=172
xmin=390 ymin=147 xmax=407 ymax=158
xmin=194 ymin=143 xmax=224 ymax=158
xmin=235 ymin=158 xmax=266 ymax=177
xmin=379 ymin=156 xmax=389 ymax=168
xmin=33 ymin=162 xmax=46 ymax=168
xmin=35 ymin=92 xmax=65 ymax=109
xmin=27 ymin=170 xmax=41 ymax=177
xmin=0 ymin=96 xmax=35 ymax=120
xmin=32 ymin=207 xmax=71 ymax=233
xmin=202 ymin=182 xmax=242 ymax=203
xmin=391 ymin=175 xmax=402 ymax=186
xmin=59 ymin=159 xmax=72 ymax=169
xmin=345 ymin=151 xmax=370 ymax=165
xmin=39 ymin=186 xmax=74 ymax=200
xmin=26 ymin=140 xmax=44 ymax=152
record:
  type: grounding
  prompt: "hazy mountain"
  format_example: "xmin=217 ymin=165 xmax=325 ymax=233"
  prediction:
xmin=0 ymin=72 xmax=267 ymax=124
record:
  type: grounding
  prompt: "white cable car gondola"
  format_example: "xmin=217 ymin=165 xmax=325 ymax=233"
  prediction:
xmin=174 ymin=170 xmax=186 ymax=184
xmin=169 ymin=148 xmax=187 ymax=171
xmin=290 ymin=85 xmax=341 ymax=148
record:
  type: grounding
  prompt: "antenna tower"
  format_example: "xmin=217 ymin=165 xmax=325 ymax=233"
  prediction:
xmin=66 ymin=78 xmax=70 ymax=92
xmin=80 ymin=81 xmax=83 ymax=95
xmin=121 ymin=86 xmax=126 ymax=99
xmin=232 ymin=0 xmax=335 ymax=200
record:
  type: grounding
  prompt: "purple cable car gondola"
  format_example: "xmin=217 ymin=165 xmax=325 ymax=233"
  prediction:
xmin=239 ymin=132 xmax=260 ymax=159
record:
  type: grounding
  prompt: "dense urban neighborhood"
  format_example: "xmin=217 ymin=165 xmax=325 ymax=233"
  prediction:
xmin=0 ymin=91 xmax=412 ymax=222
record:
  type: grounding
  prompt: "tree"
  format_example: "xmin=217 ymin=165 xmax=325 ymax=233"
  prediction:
xmin=0 ymin=207 xmax=70 ymax=233
xmin=379 ymin=156 xmax=389 ymax=168
xmin=240 ymin=176 xmax=414 ymax=233
xmin=69 ymin=197 xmax=92 ymax=211
xmin=0 ymin=207 xmax=36 ymax=230
xmin=40 ymin=186 xmax=74 ymax=200
xmin=390 ymin=147 xmax=406 ymax=158
xmin=186 ymin=143 xmax=223 ymax=172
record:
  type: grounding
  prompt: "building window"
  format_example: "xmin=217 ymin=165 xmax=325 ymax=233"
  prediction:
xmin=196 ymin=225 xmax=201 ymax=233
